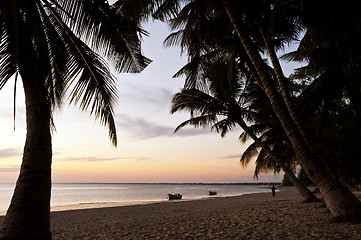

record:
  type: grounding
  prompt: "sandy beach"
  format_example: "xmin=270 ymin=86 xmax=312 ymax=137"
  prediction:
xmin=2 ymin=187 xmax=361 ymax=239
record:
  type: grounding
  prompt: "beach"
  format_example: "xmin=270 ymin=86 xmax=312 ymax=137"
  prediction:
xmin=3 ymin=187 xmax=357 ymax=239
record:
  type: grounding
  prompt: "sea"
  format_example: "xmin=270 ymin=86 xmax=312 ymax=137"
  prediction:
xmin=0 ymin=183 xmax=277 ymax=212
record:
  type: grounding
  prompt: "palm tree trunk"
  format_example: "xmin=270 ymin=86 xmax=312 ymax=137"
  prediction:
xmin=282 ymin=165 xmax=319 ymax=202
xmin=257 ymin=24 xmax=314 ymax=152
xmin=0 ymin=85 xmax=52 ymax=239
xmin=222 ymin=0 xmax=361 ymax=220
xmin=235 ymin=118 xmax=317 ymax=202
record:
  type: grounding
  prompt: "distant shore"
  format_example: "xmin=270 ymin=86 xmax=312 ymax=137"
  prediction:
xmin=2 ymin=187 xmax=358 ymax=239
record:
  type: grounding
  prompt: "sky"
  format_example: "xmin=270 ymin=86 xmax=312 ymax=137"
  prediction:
xmin=0 ymin=19 xmax=287 ymax=184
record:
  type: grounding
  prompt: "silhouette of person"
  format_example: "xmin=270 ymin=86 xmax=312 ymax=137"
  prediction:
xmin=271 ymin=185 xmax=276 ymax=197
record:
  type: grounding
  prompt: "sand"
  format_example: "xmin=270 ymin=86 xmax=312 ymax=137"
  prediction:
xmin=43 ymin=187 xmax=361 ymax=239
xmin=1 ymin=187 xmax=361 ymax=239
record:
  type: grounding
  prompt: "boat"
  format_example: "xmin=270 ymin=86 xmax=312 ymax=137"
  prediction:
xmin=168 ymin=193 xmax=182 ymax=200
xmin=209 ymin=190 xmax=217 ymax=196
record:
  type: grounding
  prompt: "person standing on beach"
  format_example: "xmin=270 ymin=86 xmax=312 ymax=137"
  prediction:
xmin=271 ymin=185 xmax=276 ymax=197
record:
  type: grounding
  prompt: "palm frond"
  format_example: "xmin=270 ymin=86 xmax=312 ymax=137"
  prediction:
xmin=240 ymin=141 xmax=259 ymax=167
xmin=113 ymin=0 xmax=160 ymax=24
xmin=164 ymin=0 xmax=217 ymax=90
xmin=253 ymin=149 xmax=281 ymax=178
xmin=37 ymin=4 xmax=70 ymax=110
xmin=171 ymin=88 xmax=219 ymax=114
xmin=174 ymin=114 xmax=217 ymax=133
xmin=211 ymin=118 xmax=236 ymax=137
xmin=54 ymin=0 xmax=151 ymax=73
xmin=4 ymin=0 xmax=53 ymax=117
xmin=164 ymin=30 xmax=184 ymax=50
xmin=0 ymin=24 xmax=17 ymax=89
xmin=42 ymin=3 xmax=119 ymax=145
xmin=152 ymin=0 xmax=182 ymax=21
xmin=67 ymin=40 xmax=118 ymax=146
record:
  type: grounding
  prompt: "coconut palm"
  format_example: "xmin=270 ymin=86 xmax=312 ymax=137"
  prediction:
xmin=238 ymin=74 xmax=320 ymax=202
xmin=145 ymin=0 xmax=317 ymax=202
xmin=159 ymin=0 xmax=319 ymax=202
xmin=122 ymin=0 xmax=361 ymax=219
xmin=239 ymin=113 xmax=319 ymax=202
xmin=0 ymin=0 xmax=150 ymax=238
xmin=171 ymin=55 xmax=317 ymax=202
xmin=281 ymin=0 xmax=361 ymax=185
xmin=220 ymin=0 xmax=361 ymax=219
xmin=295 ymin=79 xmax=361 ymax=186
xmin=239 ymin=81 xmax=294 ymax=178
xmin=284 ymin=0 xmax=361 ymax=128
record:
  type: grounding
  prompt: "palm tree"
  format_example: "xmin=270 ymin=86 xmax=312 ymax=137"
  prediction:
xmin=220 ymin=0 xmax=361 ymax=219
xmin=282 ymin=2 xmax=361 ymax=188
xmin=285 ymin=0 xmax=361 ymax=129
xmin=171 ymin=56 xmax=317 ymax=202
xmin=238 ymin=79 xmax=319 ymax=202
xmin=139 ymin=0 xmax=317 ymax=202
xmin=0 ymin=0 xmax=150 ymax=239
xmin=239 ymin=118 xmax=318 ymax=203
xmin=294 ymin=77 xmax=361 ymax=186
xmin=122 ymin=0 xmax=361 ymax=219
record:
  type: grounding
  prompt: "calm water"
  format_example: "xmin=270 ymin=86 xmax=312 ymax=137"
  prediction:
xmin=0 ymin=183 xmax=274 ymax=211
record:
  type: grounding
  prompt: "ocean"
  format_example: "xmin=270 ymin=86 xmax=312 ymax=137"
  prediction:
xmin=0 ymin=183 xmax=276 ymax=212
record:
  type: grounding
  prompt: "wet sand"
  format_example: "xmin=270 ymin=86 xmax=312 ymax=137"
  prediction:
xmin=43 ymin=187 xmax=361 ymax=239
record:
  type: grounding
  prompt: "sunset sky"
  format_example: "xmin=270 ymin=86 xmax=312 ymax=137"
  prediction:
xmin=0 ymin=20 xmax=290 ymax=184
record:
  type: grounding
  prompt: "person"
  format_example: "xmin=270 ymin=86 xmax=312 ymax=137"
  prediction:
xmin=271 ymin=185 xmax=276 ymax=197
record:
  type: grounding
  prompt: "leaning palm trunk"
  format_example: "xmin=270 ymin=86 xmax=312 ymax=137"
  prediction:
xmin=281 ymin=165 xmax=318 ymax=203
xmin=235 ymin=118 xmax=317 ymax=202
xmin=222 ymin=0 xmax=361 ymax=219
xmin=0 ymin=85 xmax=52 ymax=239
xmin=257 ymin=24 xmax=314 ymax=152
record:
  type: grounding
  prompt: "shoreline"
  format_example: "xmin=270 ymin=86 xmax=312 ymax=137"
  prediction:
xmin=0 ymin=189 xmax=274 ymax=215
xmin=1 ymin=187 xmax=361 ymax=239
xmin=50 ymin=199 xmax=170 ymax=213
xmin=50 ymin=191 xmax=265 ymax=212
xmin=0 ymin=182 xmax=276 ymax=215
xmin=50 ymin=188 xmax=276 ymax=213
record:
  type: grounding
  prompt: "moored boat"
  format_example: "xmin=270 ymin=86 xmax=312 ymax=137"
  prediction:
xmin=209 ymin=190 xmax=217 ymax=196
xmin=168 ymin=193 xmax=182 ymax=200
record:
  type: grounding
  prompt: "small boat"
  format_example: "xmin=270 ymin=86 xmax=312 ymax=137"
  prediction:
xmin=168 ymin=193 xmax=182 ymax=200
xmin=209 ymin=190 xmax=217 ymax=196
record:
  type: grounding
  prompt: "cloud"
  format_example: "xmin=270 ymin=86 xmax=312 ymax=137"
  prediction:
xmin=0 ymin=165 xmax=19 ymax=173
xmin=56 ymin=155 xmax=157 ymax=163
xmin=116 ymin=115 xmax=211 ymax=140
xmin=221 ymin=154 xmax=241 ymax=159
xmin=139 ymin=87 xmax=174 ymax=106
xmin=0 ymin=147 xmax=21 ymax=158
xmin=57 ymin=156 xmax=120 ymax=162
xmin=119 ymin=85 xmax=174 ymax=109
xmin=136 ymin=157 xmax=155 ymax=162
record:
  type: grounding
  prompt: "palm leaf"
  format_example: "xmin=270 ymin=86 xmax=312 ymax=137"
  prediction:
xmin=46 ymin=5 xmax=118 ymax=145
xmin=240 ymin=141 xmax=259 ymax=167
xmin=0 ymin=24 xmax=17 ymax=89
xmin=152 ymin=0 xmax=182 ymax=21
xmin=114 ymin=0 xmax=160 ymax=24
xmin=211 ymin=118 xmax=236 ymax=137
xmin=54 ymin=0 xmax=151 ymax=73
xmin=174 ymin=114 xmax=217 ymax=133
